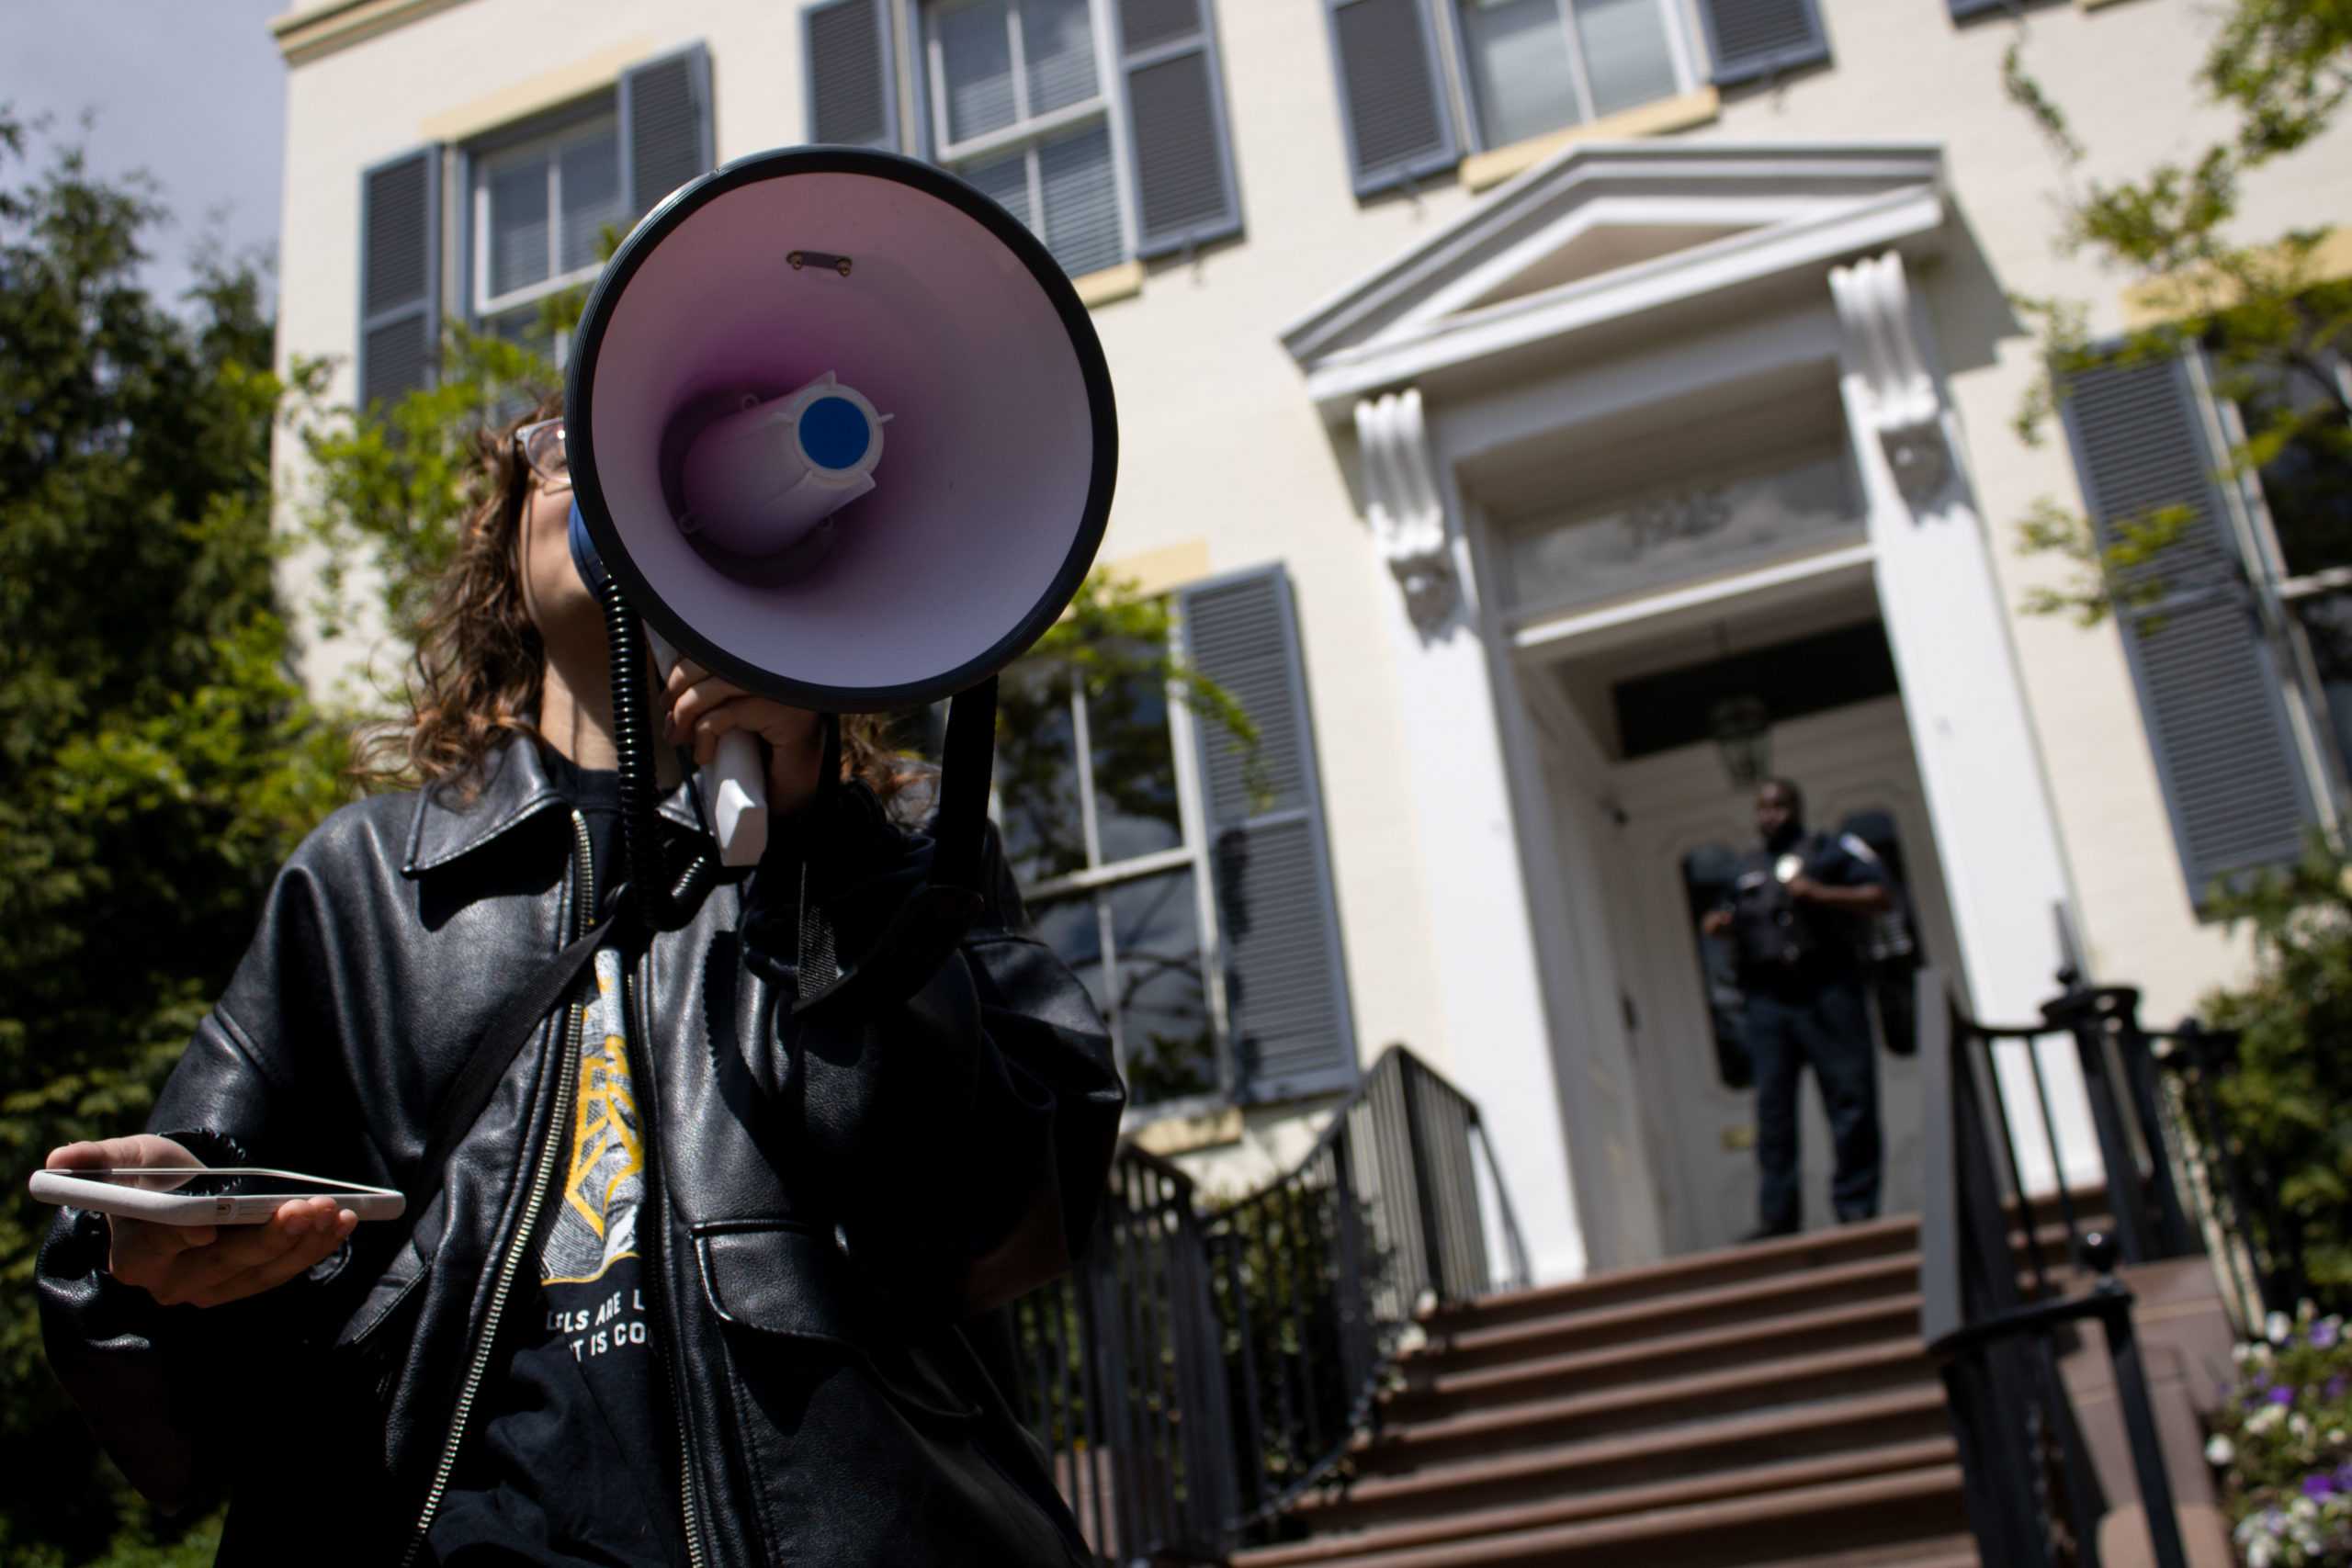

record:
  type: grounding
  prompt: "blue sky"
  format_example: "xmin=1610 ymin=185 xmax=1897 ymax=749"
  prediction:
xmin=3 ymin=0 xmax=290 ymax=306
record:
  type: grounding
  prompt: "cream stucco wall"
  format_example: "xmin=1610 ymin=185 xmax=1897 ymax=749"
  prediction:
xmin=271 ymin=0 xmax=2352 ymax=1163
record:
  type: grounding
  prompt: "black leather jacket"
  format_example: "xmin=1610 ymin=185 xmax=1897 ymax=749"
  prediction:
xmin=38 ymin=738 xmax=1125 ymax=1566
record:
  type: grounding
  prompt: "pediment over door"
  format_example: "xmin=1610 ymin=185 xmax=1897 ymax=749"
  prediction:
xmin=1280 ymin=142 xmax=1949 ymax=420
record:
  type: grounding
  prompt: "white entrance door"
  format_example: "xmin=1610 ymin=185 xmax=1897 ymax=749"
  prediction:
xmin=1611 ymin=695 xmax=1963 ymax=1256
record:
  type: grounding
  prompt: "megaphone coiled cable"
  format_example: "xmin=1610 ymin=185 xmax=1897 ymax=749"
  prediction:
xmin=600 ymin=576 xmax=718 ymax=932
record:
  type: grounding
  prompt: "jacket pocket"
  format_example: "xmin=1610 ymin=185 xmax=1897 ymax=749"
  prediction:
xmin=692 ymin=1219 xmax=979 ymax=1425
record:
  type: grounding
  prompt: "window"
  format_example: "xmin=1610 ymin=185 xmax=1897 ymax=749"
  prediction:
xmin=1454 ymin=0 xmax=1683 ymax=149
xmin=1002 ymin=648 xmax=1222 ymax=1111
xmin=925 ymin=0 xmax=1125 ymax=278
xmin=471 ymin=115 xmax=628 ymax=365
xmin=1324 ymin=0 xmax=1829 ymax=196
xmin=802 ymin=0 xmax=1241 ymax=279
xmin=2215 ymin=350 xmax=2352 ymax=807
xmin=991 ymin=567 xmax=1359 ymax=1120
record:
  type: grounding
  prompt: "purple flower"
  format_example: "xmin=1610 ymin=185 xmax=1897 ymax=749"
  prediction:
xmin=2327 ymin=1374 xmax=2348 ymax=1401
xmin=2302 ymin=1472 xmax=2337 ymax=1501
xmin=2267 ymin=1383 xmax=2297 ymax=1406
xmin=2310 ymin=1318 xmax=2340 ymax=1349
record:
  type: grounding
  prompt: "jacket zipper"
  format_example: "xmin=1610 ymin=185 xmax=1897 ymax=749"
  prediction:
xmin=398 ymin=810 xmax=594 ymax=1568
xmin=632 ymin=939 xmax=710 ymax=1568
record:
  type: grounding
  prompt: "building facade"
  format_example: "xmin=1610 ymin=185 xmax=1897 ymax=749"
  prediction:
xmin=270 ymin=0 xmax=2352 ymax=1284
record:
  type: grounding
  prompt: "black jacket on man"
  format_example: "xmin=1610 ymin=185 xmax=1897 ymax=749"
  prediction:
xmin=38 ymin=737 xmax=1126 ymax=1565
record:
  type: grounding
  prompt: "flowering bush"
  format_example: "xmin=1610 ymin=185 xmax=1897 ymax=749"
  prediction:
xmin=2207 ymin=1305 xmax=2352 ymax=1566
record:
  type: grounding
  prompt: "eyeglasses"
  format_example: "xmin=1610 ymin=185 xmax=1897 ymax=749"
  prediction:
xmin=516 ymin=417 xmax=570 ymax=491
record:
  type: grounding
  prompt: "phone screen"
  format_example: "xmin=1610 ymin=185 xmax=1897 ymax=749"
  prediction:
xmin=81 ymin=1169 xmax=368 ymax=1200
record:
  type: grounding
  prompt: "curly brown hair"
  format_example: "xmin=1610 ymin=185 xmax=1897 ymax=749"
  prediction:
xmin=355 ymin=393 xmax=913 ymax=804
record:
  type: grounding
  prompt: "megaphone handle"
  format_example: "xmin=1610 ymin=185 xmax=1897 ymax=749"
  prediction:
xmin=706 ymin=730 xmax=769 ymax=869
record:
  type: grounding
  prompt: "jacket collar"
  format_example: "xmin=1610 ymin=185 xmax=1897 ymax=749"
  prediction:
xmin=401 ymin=735 xmax=707 ymax=876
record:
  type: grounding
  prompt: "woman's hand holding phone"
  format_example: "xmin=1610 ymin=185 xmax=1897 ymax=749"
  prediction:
xmin=44 ymin=1136 xmax=356 ymax=1309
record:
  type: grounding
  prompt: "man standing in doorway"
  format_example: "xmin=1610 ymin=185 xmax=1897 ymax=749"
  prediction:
xmin=1701 ymin=778 xmax=1893 ymax=1241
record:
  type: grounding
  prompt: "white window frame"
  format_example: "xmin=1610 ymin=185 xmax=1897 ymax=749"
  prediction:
xmin=2201 ymin=345 xmax=2352 ymax=824
xmin=1001 ymin=630 xmax=1234 ymax=1127
xmin=918 ymin=0 xmax=1140 ymax=269
xmin=469 ymin=110 xmax=623 ymax=355
xmin=1441 ymin=0 xmax=1702 ymax=152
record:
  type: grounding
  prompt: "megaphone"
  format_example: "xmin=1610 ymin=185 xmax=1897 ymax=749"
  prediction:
xmin=564 ymin=146 xmax=1118 ymax=927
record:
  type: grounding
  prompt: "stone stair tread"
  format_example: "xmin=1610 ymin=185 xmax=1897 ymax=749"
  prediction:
xmin=1428 ymin=1253 xmax=1920 ymax=1360
xmin=1363 ymin=1338 xmax=1933 ymax=1456
xmin=1231 ymin=1464 xmax=1968 ymax=1568
xmin=1230 ymin=1440 xmax=1960 ymax=1567
xmin=1419 ymin=1218 xmax=1922 ymax=1331
xmin=1303 ymin=1384 xmax=1951 ymax=1512
xmin=1737 ymin=1535 xmax=1981 ymax=1568
xmin=1401 ymin=1292 xmax=1924 ymax=1406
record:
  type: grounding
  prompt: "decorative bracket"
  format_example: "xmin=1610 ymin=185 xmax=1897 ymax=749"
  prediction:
xmin=1830 ymin=252 xmax=1951 ymax=509
xmin=1354 ymin=388 xmax=1457 ymax=630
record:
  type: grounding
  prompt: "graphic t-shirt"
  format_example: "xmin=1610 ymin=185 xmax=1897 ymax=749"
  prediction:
xmin=425 ymin=757 xmax=684 ymax=1567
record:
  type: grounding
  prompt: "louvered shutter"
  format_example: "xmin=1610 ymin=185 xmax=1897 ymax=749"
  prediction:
xmin=1325 ymin=0 xmax=1458 ymax=197
xmin=356 ymin=147 xmax=439 ymax=412
xmin=621 ymin=44 xmax=715 ymax=220
xmin=1180 ymin=567 xmax=1359 ymax=1102
xmin=2058 ymin=352 xmax=2319 ymax=900
xmin=806 ymin=0 xmax=899 ymax=149
xmin=1694 ymin=0 xmax=1830 ymax=86
xmin=1118 ymin=0 xmax=1241 ymax=256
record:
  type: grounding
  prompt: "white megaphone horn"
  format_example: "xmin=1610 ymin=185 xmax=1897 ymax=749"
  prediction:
xmin=564 ymin=147 xmax=1117 ymax=929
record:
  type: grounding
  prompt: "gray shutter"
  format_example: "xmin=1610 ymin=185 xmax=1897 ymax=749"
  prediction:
xmin=1947 ymin=0 xmax=2008 ymax=17
xmin=621 ymin=43 xmax=715 ymax=220
xmin=2058 ymin=352 xmax=2319 ymax=900
xmin=1695 ymin=0 xmax=1830 ymax=86
xmin=1118 ymin=0 xmax=1242 ymax=256
xmin=806 ymin=0 xmax=899 ymax=149
xmin=1180 ymin=567 xmax=1359 ymax=1102
xmin=1325 ymin=0 xmax=1458 ymax=197
xmin=356 ymin=147 xmax=439 ymax=412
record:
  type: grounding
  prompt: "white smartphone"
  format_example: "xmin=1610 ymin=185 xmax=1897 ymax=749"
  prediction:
xmin=28 ymin=1167 xmax=406 ymax=1225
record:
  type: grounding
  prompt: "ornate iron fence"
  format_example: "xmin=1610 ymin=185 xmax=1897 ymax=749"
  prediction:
xmin=1005 ymin=1045 xmax=1528 ymax=1564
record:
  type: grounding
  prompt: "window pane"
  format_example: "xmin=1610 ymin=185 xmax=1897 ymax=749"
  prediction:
xmin=961 ymin=145 xmax=1034 ymax=230
xmin=1106 ymin=871 xmax=1215 ymax=1107
xmin=1033 ymin=894 xmax=1113 ymax=1028
xmin=2233 ymin=359 xmax=2352 ymax=580
xmin=997 ymin=669 xmax=1085 ymax=883
xmin=1038 ymin=123 xmax=1124 ymax=278
xmin=487 ymin=156 xmax=551 ymax=299
xmin=1574 ymin=0 xmax=1678 ymax=118
xmin=937 ymin=0 xmax=1018 ymax=142
xmin=1087 ymin=664 xmax=1182 ymax=863
xmin=2295 ymin=591 xmax=2352 ymax=795
xmin=1459 ymin=0 xmax=1580 ymax=148
xmin=558 ymin=129 xmax=624 ymax=274
xmin=1020 ymin=0 xmax=1100 ymax=114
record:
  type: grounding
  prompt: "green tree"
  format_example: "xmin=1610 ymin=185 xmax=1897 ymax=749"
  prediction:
xmin=0 ymin=114 xmax=348 ymax=1563
xmin=2006 ymin=0 xmax=2352 ymax=622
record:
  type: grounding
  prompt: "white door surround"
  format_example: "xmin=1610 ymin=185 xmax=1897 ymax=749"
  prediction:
xmin=1286 ymin=141 xmax=2098 ymax=1282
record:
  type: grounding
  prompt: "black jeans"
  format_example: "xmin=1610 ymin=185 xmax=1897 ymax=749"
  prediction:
xmin=1745 ymin=978 xmax=1882 ymax=1233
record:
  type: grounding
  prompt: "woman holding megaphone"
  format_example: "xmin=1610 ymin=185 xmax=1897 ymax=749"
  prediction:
xmin=35 ymin=379 xmax=1125 ymax=1566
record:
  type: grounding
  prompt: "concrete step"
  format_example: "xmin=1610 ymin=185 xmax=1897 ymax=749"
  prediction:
xmin=1233 ymin=1438 xmax=1960 ymax=1567
xmin=1419 ymin=1252 xmax=1922 ymax=1373
xmin=1387 ymin=1292 xmax=1923 ymax=1418
xmin=1299 ymin=1385 xmax=1952 ymax=1529
xmin=1357 ymin=1339 xmax=1936 ymax=1473
xmin=1233 ymin=1463 xmax=1972 ymax=1568
xmin=1419 ymin=1217 xmax=1922 ymax=1334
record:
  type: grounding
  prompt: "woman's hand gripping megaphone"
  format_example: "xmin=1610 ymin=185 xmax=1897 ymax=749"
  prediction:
xmin=648 ymin=630 xmax=825 ymax=867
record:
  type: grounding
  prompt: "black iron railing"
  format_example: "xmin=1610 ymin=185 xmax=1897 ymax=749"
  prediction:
xmin=1918 ymin=970 xmax=2191 ymax=1568
xmin=1005 ymin=1045 xmax=1529 ymax=1565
